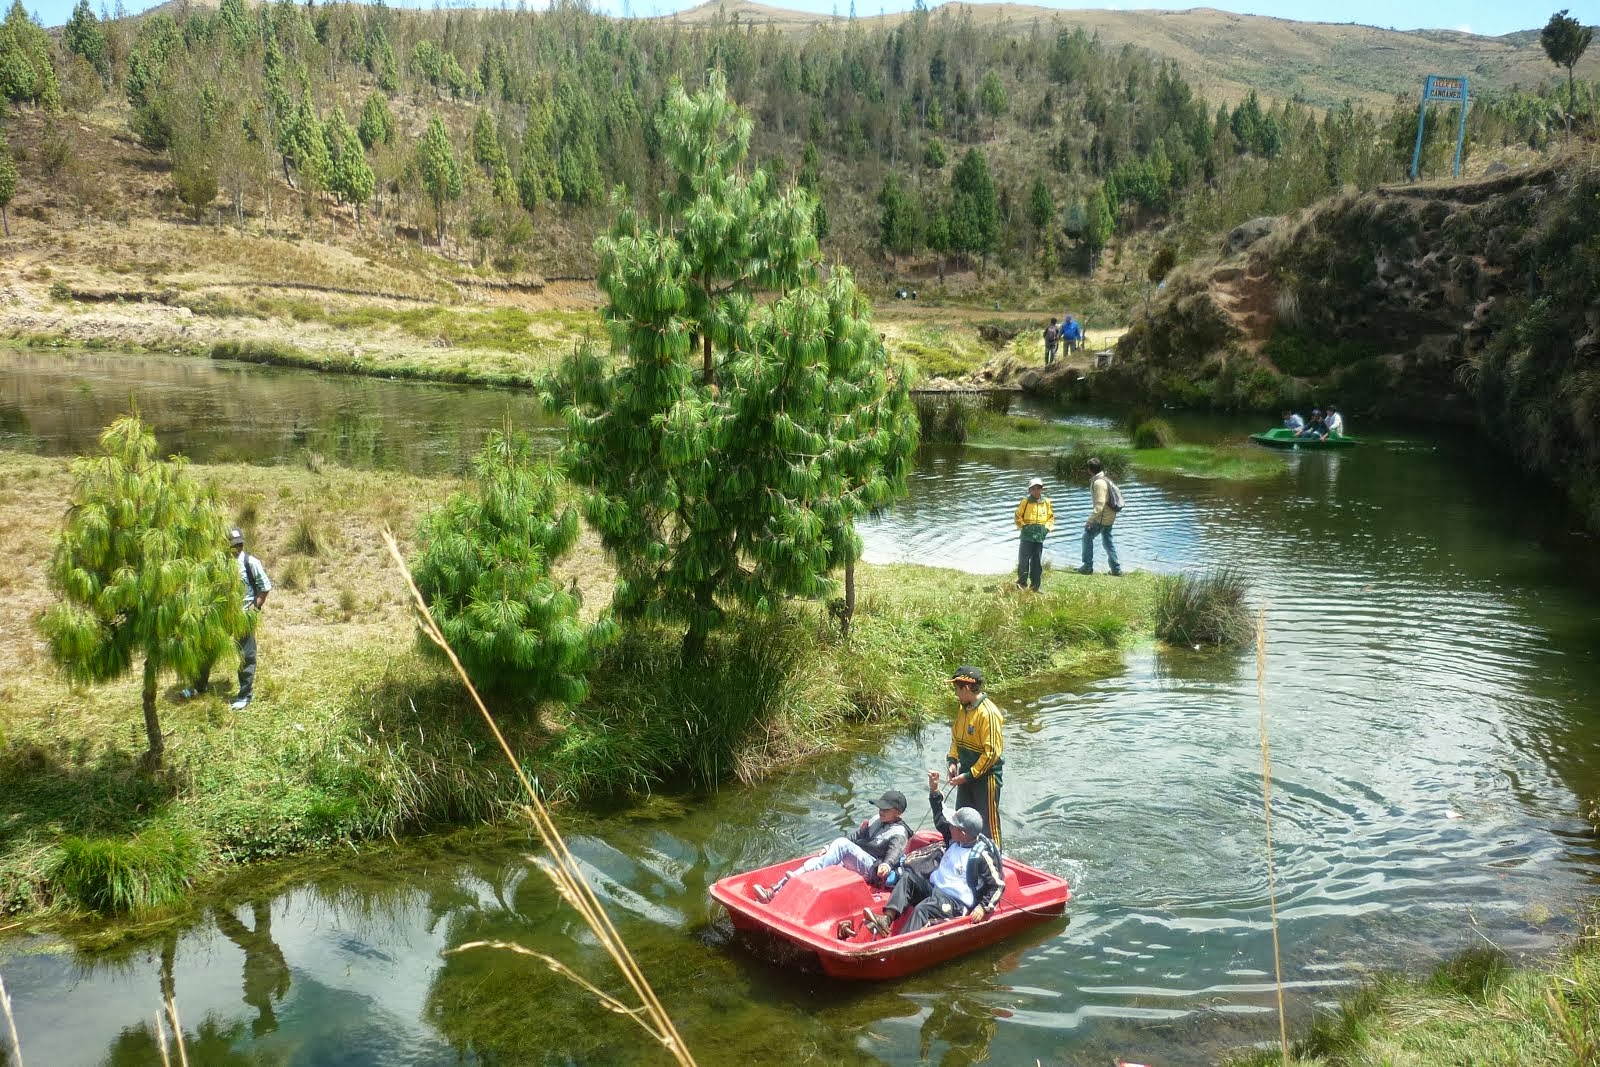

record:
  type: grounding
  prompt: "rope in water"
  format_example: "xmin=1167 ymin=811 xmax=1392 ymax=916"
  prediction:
xmin=1257 ymin=605 xmax=1290 ymax=1065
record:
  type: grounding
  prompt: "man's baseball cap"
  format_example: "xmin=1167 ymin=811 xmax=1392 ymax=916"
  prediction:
xmin=949 ymin=665 xmax=984 ymax=687
xmin=228 ymin=528 xmax=245 ymax=546
xmin=875 ymin=790 xmax=908 ymax=813
xmin=1028 ymin=477 xmax=1044 ymax=489
xmin=950 ymin=808 xmax=984 ymax=836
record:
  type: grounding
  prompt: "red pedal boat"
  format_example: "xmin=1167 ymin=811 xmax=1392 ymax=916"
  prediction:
xmin=709 ymin=830 xmax=1071 ymax=980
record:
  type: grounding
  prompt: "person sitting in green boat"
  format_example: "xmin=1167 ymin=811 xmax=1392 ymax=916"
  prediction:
xmin=1282 ymin=410 xmax=1305 ymax=432
xmin=1297 ymin=409 xmax=1327 ymax=438
xmin=1324 ymin=406 xmax=1345 ymax=438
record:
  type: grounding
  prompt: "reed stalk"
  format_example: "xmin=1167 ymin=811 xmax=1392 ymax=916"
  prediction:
xmin=1256 ymin=606 xmax=1289 ymax=1065
xmin=383 ymin=531 xmax=694 ymax=1066
xmin=163 ymin=996 xmax=188 ymax=1067
xmin=0 ymin=970 xmax=22 ymax=1067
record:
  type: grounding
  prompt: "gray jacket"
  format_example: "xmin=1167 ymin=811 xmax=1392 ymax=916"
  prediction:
xmin=848 ymin=816 xmax=910 ymax=867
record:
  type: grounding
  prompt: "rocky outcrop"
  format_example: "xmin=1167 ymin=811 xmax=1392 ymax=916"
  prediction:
xmin=1103 ymin=159 xmax=1600 ymax=530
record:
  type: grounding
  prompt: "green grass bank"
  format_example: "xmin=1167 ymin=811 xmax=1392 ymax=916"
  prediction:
xmin=1229 ymin=907 xmax=1600 ymax=1067
xmin=0 ymin=451 xmax=1160 ymax=922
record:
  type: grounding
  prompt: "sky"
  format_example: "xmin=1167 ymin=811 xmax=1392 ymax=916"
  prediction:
xmin=29 ymin=0 xmax=1569 ymax=38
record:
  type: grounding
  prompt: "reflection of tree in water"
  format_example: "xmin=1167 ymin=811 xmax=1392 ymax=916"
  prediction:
xmin=212 ymin=899 xmax=291 ymax=1038
xmin=917 ymin=992 xmax=1000 ymax=1067
xmin=102 ymin=1014 xmax=254 ymax=1067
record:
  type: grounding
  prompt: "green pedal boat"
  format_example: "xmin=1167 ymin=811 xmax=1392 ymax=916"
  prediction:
xmin=1249 ymin=427 xmax=1361 ymax=449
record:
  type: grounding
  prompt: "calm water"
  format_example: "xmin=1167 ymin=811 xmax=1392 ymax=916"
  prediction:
xmin=3 ymin=352 xmax=1600 ymax=1066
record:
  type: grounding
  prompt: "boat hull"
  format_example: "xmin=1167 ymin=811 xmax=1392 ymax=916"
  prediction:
xmin=710 ymin=831 xmax=1070 ymax=980
xmin=1250 ymin=428 xmax=1361 ymax=449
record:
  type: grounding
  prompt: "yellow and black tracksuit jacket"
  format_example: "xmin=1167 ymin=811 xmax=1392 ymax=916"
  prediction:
xmin=1013 ymin=496 xmax=1055 ymax=536
xmin=947 ymin=694 xmax=1005 ymax=848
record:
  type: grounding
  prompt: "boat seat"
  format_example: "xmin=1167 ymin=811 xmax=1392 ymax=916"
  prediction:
xmin=765 ymin=864 xmax=877 ymax=932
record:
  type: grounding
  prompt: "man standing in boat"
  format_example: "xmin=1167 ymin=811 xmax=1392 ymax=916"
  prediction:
xmin=1014 ymin=477 xmax=1054 ymax=592
xmin=946 ymin=665 xmax=1004 ymax=850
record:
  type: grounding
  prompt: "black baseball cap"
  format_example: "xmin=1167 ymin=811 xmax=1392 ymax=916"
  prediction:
xmin=875 ymin=790 xmax=908 ymax=813
xmin=949 ymin=665 xmax=984 ymax=687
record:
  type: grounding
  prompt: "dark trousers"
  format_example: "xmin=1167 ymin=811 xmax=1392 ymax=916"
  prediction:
xmin=886 ymin=868 xmax=970 ymax=933
xmin=955 ymin=772 xmax=1003 ymax=851
xmin=1017 ymin=539 xmax=1044 ymax=591
xmin=197 ymin=632 xmax=257 ymax=699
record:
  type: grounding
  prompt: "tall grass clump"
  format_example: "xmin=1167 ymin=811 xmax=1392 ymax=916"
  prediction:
xmin=52 ymin=826 xmax=202 ymax=913
xmin=1131 ymin=417 xmax=1178 ymax=449
xmin=1154 ymin=568 xmax=1251 ymax=646
xmin=1054 ymin=440 xmax=1132 ymax=481
xmin=288 ymin=512 xmax=324 ymax=555
xmin=913 ymin=393 xmax=976 ymax=444
xmin=548 ymin=614 xmax=811 ymax=797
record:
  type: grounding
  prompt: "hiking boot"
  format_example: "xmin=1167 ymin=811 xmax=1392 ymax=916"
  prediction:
xmin=230 ymin=696 xmax=251 ymax=711
xmin=1109 ymin=568 xmax=1123 ymax=577
xmin=861 ymin=908 xmax=893 ymax=938
xmin=753 ymin=884 xmax=774 ymax=904
xmin=1077 ymin=565 xmax=1093 ymax=575
xmin=835 ymin=919 xmax=856 ymax=941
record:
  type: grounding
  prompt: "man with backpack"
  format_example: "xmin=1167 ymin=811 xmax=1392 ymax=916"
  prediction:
xmin=1043 ymin=319 xmax=1060 ymax=365
xmin=1079 ymin=458 xmax=1123 ymax=576
xmin=181 ymin=527 xmax=272 ymax=710
xmin=1061 ymin=315 xmax=1085 ymax=353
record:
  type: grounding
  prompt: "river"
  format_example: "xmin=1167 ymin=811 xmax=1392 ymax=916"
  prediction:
xmin=2 ymin=350 xmax=1598 ymax=1066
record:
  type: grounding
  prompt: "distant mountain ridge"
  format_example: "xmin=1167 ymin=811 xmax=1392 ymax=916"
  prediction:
xmin=666 ymin=2 xmax=1599 ymax=107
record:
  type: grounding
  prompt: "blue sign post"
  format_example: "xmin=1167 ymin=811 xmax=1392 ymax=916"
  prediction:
xmin=1411 ymin=74 xmax=1469 ymax=180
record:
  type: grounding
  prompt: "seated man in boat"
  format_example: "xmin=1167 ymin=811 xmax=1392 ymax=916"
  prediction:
xmin=752 ymin=789 xmax=910 ymax=903
xmin=1297 ymin=409 xmax=1326 ymax=438
xmin=861 ymin=774 xmax=1004 ymax=937
xmin=1282 ymin=410 xmax=1305 ymax=432
xmin=1323 ymin=405 xmax=1345 ymax=438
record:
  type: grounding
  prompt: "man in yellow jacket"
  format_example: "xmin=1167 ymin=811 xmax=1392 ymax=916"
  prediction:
xmin=1013 ymin=477 xmax=1054 ymax=592
xmin=945 ymin=664 xmax=1005 ymax=850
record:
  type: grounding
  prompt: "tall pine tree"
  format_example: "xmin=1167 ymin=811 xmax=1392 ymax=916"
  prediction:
xmin=544 ymin=73 xmax=915 ymax=661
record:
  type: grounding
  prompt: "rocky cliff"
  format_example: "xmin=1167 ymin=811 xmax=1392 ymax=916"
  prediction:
xmin=1084 ymin=157 xmax=1600 ymax=530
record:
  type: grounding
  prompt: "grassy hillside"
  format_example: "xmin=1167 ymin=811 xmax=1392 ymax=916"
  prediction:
xmin=670 ymin=1 xmax=1600 ymax=108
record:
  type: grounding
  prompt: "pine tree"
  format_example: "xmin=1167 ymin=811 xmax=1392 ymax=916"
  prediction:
xmin=417 ymin=114 xmax=461 ymax=243
xmin=2 ymin=0 xmax=59 ymax=109
xmin=1027 ymin=175 xmax=1055 ymax=275
xmin=217 ymin=0 xmax=252 ymax=53
xmin=38 ymin=416 xmax=247 ymax=766
xmin=543 ymin=73 xmax=915 ymax=661
xmin=279 ymin=75 xmax=330 ymax=195
xmin=1541 ymin=10 xmax=1594 ymax=143
xmin=324 ymin=107 xmax=374 ymax=220
xmin=470 ymin=109 xmax=505 ymax=173
xmin=877 ymin=173 xmax=916 ymax=267
xmin=950 ymin=147 xmax=999 ymax=274
xmin=1082 ymin=187 xmax=1113 ymax=273
xmin=413 ymin=429 xmax=614 ymax=703
xmin=357 ymin=91 xmax=395 ymax=150
xmin=64 ymin=0 xmax=109 ymax=79
xmin=979 ymin=70 xmax=1007 ymax=138
xmin=923 ymin=137 xmax=947 ymax=171
xmin=0 ymin=127 xmax=16 ymax=236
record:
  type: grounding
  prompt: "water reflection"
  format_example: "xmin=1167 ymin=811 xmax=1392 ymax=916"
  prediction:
xmin=0 ymin=350 xmax=557 ymax=473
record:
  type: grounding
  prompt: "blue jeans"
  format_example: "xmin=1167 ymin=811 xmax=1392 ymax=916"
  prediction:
xmin=773 ymin=837 xmax=878 ymax=894
xmin=1082 ymin=522 xmax=1119 ymax=573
